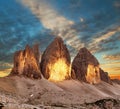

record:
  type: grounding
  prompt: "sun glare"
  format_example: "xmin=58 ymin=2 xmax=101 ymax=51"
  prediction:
xmin=48 ymin=58 xmax=71 ymax=82
xmin=86 ymin=64 xmax=100 ymax=84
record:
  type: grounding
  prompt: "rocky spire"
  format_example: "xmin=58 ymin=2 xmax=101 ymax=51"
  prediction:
xmin=33 ymin=43 xmax=40 ymax=65
xmin=99 ymin=68 xmax=112 ymax=84
xmin=40 ymin=37 xmax=71 ymax=81
xmin=72 ymin=47 xmax=111 ymax=84
xmin=10 ymin=44 xmax=41 ymax=79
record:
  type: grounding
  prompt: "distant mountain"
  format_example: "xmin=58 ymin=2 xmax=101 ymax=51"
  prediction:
xmin=111 ymin=79 xmax=120 ymax=84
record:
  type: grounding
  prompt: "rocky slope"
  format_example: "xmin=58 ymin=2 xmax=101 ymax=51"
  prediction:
xmin=0 ymin=76 xmax=120 ymax=109
xmin=40 ymin=37 xmax=71 ymax=81
xmin=11 ymin=44 xmax=41 ymax=79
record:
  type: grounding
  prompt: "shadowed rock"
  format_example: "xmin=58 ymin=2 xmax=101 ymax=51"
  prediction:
xmin=100 ymin=68 xmax=112 ymax=84
xmin=85 ymin=98 xmax=119 ymax=109
xmin=0 ymin=103 xmax=4 ymax=109
xmin=10 ymin=44 xmax=41 ymax=79
xmin=40 ymin=37 xmax=71 ymax=81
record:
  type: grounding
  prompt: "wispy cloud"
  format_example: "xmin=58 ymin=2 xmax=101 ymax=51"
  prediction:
xmin=88 ymin=26 xmax=120 ymax=53
xmin=114 ymin=1 xmax=120 ymax=8
xmin=93 ymin=27 xmax=120 ymax=44
xmin=101 ymin=67 xmax=120 ymax=75
xmin=0 ymin=61 xmax=13 ymax=70
xmin=20 ymin=0 xmax=120 ymax=56
xmin=103 ymin=53 xmax=120 ymax=61
xmin=21 ymin=0 xmax=84 ymax=57
xmin=0 ymin=0 xmax=120 ymax=68
xmin=101 ymin=61 xmax=120 ymax=75
xmin=101 ymin=61 xmax=120 ymax=66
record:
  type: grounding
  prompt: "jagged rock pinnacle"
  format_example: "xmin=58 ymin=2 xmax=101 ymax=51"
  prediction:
xmin=40 ymin=36 xmax=71 ymax=81
xmin=72 ymin=47 xmax=111 ymax=84
xmin=10 ymin=44 xmax=41 ymax=79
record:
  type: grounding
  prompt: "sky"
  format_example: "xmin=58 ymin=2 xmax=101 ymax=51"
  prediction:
xmin=0 ymin=0 xmax=120 ymax=78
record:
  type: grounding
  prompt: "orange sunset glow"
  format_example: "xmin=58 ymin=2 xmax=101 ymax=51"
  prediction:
xmin=48 ymin=58 xmax=71 ymax=81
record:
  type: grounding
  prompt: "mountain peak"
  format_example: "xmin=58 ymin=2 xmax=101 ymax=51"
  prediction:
xmin=77 ymin=47 xmax=99 ymax=65
xmin=79 ymin=47 xmax=89 ymax=52
xmin=54 ymin=36 xmax=63 ymax=41
xmin=72 ymin=47 xmax=111 ymax=84
xmin=10 ymin=44 xmax=41 ymax=79
xmin=40 ymin=37 xmax=71 ymax=81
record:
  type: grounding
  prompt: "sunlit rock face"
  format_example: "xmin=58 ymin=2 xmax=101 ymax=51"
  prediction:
xmin=72 ymin=47 xmax=101 ymax=84
xmin=11 ymin=44 xmax=41 ymax=79
xmin=86 ymin=64 xmax=100 ymax=84
xmin=40 ymin=37 xmax=71 ymax=81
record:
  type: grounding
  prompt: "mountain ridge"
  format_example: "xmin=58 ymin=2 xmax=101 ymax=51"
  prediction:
xmin=10 ymin=37 xmax=113 ymax=84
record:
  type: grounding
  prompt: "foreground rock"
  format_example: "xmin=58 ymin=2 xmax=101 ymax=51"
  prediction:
xmin=0 ymin=77 xmax=120 ymax=109
xmin=40 ymin=37 xmax=71 ymax=81
xmin=83 ymin=98 xmax=120 ymax=109
xmin=11 ymin=44 xmax=41 ymax=79
xmin=72 ymin=47 xmax=111 ymax=84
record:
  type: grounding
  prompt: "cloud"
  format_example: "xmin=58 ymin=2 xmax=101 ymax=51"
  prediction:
xmin=101 ymin=61 xmax=120 ymax=66
xmin=114 ymin=1 xmax=120 ymax=8
xmin=93 ymin=27 xmax=120 ymax=43
xmin=88 ymin=26 xmax=120 ymax=53
xmin=101 ymin=67 xmax=120 ymax=75
xmin=0 ymin=0 xmax=54 ymax=65
xmin=21 ymin=0 xmax=84 ymax=57
xmin=102 ymin=53 xmax=120 ymax=61
xmin=91 ymin=46 xmax=119 ymax=54
xmin=1 ymin=0 xmax=120 ymax=68
xmin=101 ymin=61 xmax=120 ymax=75
xmin=0 ymin=61 xmax=13 ymax=70
xmin=21 ymin=0 xmax=74 ymax=34
xmin=20 ymin=0 xmax=120 ymax=56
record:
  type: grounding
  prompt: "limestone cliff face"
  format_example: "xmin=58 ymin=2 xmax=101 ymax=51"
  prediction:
xmin=86 ymin=64 xmax=100 ymax=84
xmin=72 ymin=47 xmax=111 ymax=84
xmin=10 ymin=37 xmax=111 ymax=83
xmin=40 ymin=37 xmax=71 ymax=81
xmin=11 ymin=44 xmax=41 ymax=79
xmin=72 ymin=47 xmax=100 ymax=84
